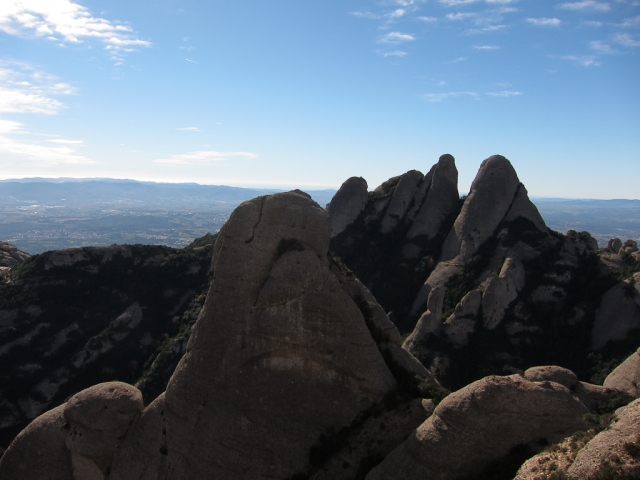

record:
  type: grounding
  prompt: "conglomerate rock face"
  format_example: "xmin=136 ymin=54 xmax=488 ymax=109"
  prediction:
xmin=109 ymin=191 xmax=400 ymax=480
xmin=366 ymin=374 xmax=589 ymax=480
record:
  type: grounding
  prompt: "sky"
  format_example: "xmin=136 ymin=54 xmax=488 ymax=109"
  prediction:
xmin=0 ymin=0 xmax=638 ymax=198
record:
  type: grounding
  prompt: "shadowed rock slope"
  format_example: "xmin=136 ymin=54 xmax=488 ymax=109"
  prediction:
xmin=329 ymin=154 xmax=640 ymax=390
xmin=0 ymin=237 xmax=216 ymax=450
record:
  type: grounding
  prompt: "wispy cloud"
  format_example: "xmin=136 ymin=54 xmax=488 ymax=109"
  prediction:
xmin=590 ymin=40 xmax=617 ymax=53
xmin=176 ymin=127 xmax=201 ymax=132
xmin=439 ymin=0 xmax=479 ymax=5
xmin=620 ymin=15 xmax=640 ymax=28
xmin=485 ymin=90 xmax=523 ymax=96
xmin=185 ymin=58 xmax=198 ymax=64
xmin=465 ymin=24 xmax=507 ymax=34
xmin=378 ymin=31 xmax=416 ymax=43
xmin=153 ymin=151 xmax=258 ymax=166
xmin=613 ymin=32 xmax=640 ymax=46
xmin=0 ymin=62 xmax=74 ymax=114
xmin=444 ymin=56 xmax=469 ymax=63
xmin=0 ymin=119 xmax=92 ymax=165
xmin=0 ymin=0 xmax=150 ymax=62
xmin=447 ymin=13 xmax=476 ymax=21
xmin=553 ymin=55 xmax=601 ymax=66
xmin=558 ymin=1 xmax=610 ymax=11
xmin=527 ymin=18 xmax=562 ymax=27
xmin=378 ymin=50 xmax=408 ymax=57
xmin=417 ymin=16 xmax=438 ymax=22
xmin=421 ymin=91 xmax=478 ymax=102
xmin=582 ymin=20 xmax=603 ymax=27
xmin=474 ymin=45 xmax=501 ymax=49
xmin=47 ymin=138 xmax=83 ymax=144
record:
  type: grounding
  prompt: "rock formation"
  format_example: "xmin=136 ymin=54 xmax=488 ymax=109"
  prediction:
xmin=366 ymin=374 xmax=589 ymax=480
xmin=326 ymin=177 xmax=368 ymax=237
xmin=605 ymin=347 xmax=640 ymax=398
xmin=515 ymin=398 xmax=640 ymax=479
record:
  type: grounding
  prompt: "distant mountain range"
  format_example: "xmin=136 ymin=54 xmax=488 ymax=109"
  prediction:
xmin=0 ymin=178 xmax=638 ymax=254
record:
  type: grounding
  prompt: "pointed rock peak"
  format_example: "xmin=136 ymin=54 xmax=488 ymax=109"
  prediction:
xmin=380 ymin=170 xmax=424 ymax=233
xmin=327 ymin=176 xmax=368 ymax=237
xmin=440 ymin=154 xmax=521 ymax=262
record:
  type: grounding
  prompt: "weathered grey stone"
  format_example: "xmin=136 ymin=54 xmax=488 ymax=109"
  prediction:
xmin=604 ymin=347 xmax=640 ymax=398
xmin=403 ymin=286 xmax=444 ymax=353
xmin=406 ymin=154 xmax=459 ymax=242
xmin=621 ymin=239 xmax=639 ymax=253
xmin=366 ymin=374 xmax=589 ymax=480
xmin=110 ymin=394 xmax=168 ymax=480
xmin=592 ymin=280 xmax=640 ymax=349
xmin=440 ymin=155 xmax=521 ymax=262
xmin=0 ymin=405 xmax=73 ymax=480
xmin=568 ymin=398 xmax=640 ymax=478
xmin=0 ymin=241 xmax=30 ymax=267
xmin=482 ymin=256 xmax=525 ymax=330
xmin=503 ymin=183 xmax=547 ymax=232
xmin=112 ymin=192 xmax=397 ymax=480
xmin=410 ymin=260 xmax=462 ymax=317
xmin=573 ymin=381 xmax=631 ymax=413
xmin=380 ymin=170 xmax=423 ymax=234
xmin=523 ymin=365 xmax=578 ymax=389
xmin=405 ymin=164 xmax=435 ymax=223
xmin=326 ymin=177 xmax=369 ymax=237
xmin=443 ymin=289 xmax=482 ymax=347
xmin=309 ymin=398 xmax=434 ymax=480
xmin=605 ymin=238 xmax=623 ymax=253
xmin=339 ymin=276 xmax=403 ymax=345
xmin=64 ymin=382 xmax=144 ymax=478
xmin=531 ymin=284 xmax=566 ymax=304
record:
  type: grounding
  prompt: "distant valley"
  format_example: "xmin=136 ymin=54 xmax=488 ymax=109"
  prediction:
xmin=0 ymin=178 xmax=638 ymax=254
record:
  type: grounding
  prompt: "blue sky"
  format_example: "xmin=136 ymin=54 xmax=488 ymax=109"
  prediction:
xmin=0 ymin=0 xmax=638 ymax=198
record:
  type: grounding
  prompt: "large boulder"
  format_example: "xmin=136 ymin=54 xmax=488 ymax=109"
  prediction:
xmin=592 ymin=277 xmax=640 ymax=349
xmin=0 ymin=242 xmax=30 ymax=268
xmin=111 ymin=191 xmax=399 ymax=480
xmin=604 ymin=347 xmax=640 ymax=398
xmin=326 ymin=177 xmax=368 ymax=237
xmin=0 ymin=405 xmax=72 ymax=480
xmin=365 ymin=374 xmax=589 ymax=480
xmin=0 ymin=382 xmax=143 ymax=480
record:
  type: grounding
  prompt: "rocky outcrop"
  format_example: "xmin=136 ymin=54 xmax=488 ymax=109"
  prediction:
xmin=366 ymin=374 xmax=589 ymax=480
xmin=0 ymin=382 xmax=143 ymax=480
xmin=405 ymin=154 xmax=459 ymax=247
xmin=0 ymin=242 xmax=30 ymax=268
xmin=481 ymin=256 xmax=525 ymax=330
xmin=523 ymin=365 xmax=578 ymax=389
xmin=107 ymin=192 xmax=410 ymax=480
xmin=442 ymin=289 xmax=482 ymax=347
xmin=604 ymin=347 xmax=640 ymax=398
xmin=326 ymin=177 xmax=368 ymax=237
xmin=402 ymin=286 xmax=444 ymax=353
xmin=515 ymin=398 xmax=640 ymax=479
xmin=380 ymin=170 xmax=423 ymax=234
xmin=592 ymin=274 xmax=640 ymax=349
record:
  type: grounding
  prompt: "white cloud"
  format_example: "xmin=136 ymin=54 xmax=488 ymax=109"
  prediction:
xmin=466 ymin=24 xmax=507 ymax=33
xmin=47 ymin=138 xmax=83 ymax=144
xmin=378 ymin=31 xmax=416 ymax=43
xmin=0 ymin=0 xmax=150 ymax=61
xmin=590 ymin=40 xmax=617 ymax=53
xmin=379 ymin=50 xmax=408 ymax=57
xmin=153 ymin=151 xmax=258 ymax=166
xmin=447 ymin=13 xmax=476 ymax=20
xmin=185 ymin=58 xmax=198 ymax=63
xmin=439 ymin=0 xmax=478 ymax=5
xmin=620 ymin=15 xmax=640 ymax=27
xmin=485 ymin=90 xmax=523 ymax=96
xmin=582 ymin=20 xmax=603 ymax=26
xmin=421 ymin=91 xmax=478 ymax=101
xmin=527 ymin=18 xmax=562 ymax=26
xmin=176 ymin=127 xmax=201 ymax=132
xmin=445 ymin=56 xmax=469 ymax=63
xmin=349 ymin=11 xmax=382 ymax=19
xmin=0 ymin=62 xmax=74 ymax=114
xmin=613 ymin=32 xmax=640 ymax=46
xmin=554 ymin=55 xmax=601 ymax=66
xmin=559 ymin=0 xmax=610 ymax=11
xmin=474 ymin=44 xmax=501 ymax=49
xmin=417 ymin=16 xmax=438 ymax=22
xmin=0 ymin=119 xmax=91 ymax=165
